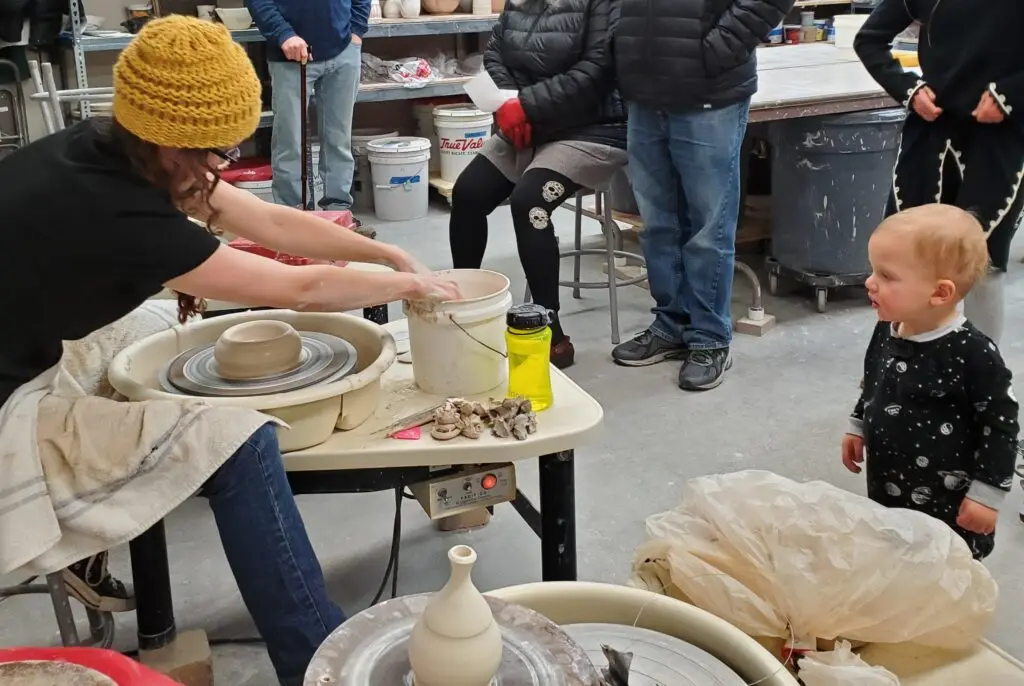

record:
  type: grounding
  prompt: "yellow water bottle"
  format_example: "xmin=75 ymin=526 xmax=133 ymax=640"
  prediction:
xmin=505 ymin=303 xmax=554 ymax=411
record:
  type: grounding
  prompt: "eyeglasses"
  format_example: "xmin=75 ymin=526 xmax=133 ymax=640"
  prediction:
xmin=208 ymin=147 xmax=241 ymax=165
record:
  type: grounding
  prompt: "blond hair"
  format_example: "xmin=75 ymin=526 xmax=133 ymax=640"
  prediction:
xmin=874 ymin=204 xmax=990 ymax=295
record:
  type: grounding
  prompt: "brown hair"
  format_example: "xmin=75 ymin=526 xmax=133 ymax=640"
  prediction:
xmin=874 ymin=204 xmax=991 ymax=296
xmin=99 ymin=118 xmax=222 ymax=323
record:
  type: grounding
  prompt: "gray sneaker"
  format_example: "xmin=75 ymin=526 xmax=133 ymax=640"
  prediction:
xmin=678 ymin=348 xmax=733 ymax=391
xmin=612 ymin=329 xmax=686 ymax=367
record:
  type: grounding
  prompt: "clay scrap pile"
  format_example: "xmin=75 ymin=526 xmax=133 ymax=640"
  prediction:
xmin=430 ymin=396 xmax=538 ymax=441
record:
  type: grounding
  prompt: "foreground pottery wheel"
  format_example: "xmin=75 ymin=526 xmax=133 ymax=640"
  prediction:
xmin=108 ymin=310 xmax=397 ymax=452
xmin=0 ymin=661 xmax=116 ymax=686
xmin=214 ymin=320 xmax=303 ymax=380
xmin=488 ymin=582 xmax=800 ymax=686
xmin=303 ymin=594 xmax=601 ymax=686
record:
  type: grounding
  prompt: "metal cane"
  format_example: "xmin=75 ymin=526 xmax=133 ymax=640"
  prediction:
xmin=299 ymin=58 xmax=310 ymax=210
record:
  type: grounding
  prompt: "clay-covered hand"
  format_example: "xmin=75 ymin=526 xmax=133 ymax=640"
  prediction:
xmin=281 ymin=35 xmax=310 ymax=63
xmin=911 ymin=85 xmax=942 ymax=122
xmin=496 ymin=98 xmax=529 ymax=137
xmin=841 ymin=433 xmax=865 ymax=474
xmin=508 ymin=122 xmax=533 ymax=150
xmin=973 ymin=91 xmax=1006 ymax=124
xmin=410 ymin=273 xmax=462 ymax=302
xmin=956 ymin=497 xmax=998 ymax=535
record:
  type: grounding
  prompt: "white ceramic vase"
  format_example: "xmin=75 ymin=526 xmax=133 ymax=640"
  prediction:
xmin=382 ymin=0 xmax=402 ymax=18
xmin=399 ymin=0 xmax=421 ymax=18
xmin=408 ymin=545 xmax=503 ymax=686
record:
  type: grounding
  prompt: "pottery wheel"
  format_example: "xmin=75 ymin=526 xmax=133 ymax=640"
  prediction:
xmin=161 ymin=332 xmax=358 ymax=397
xmin=561 ymin=624 xmax=747 ymax=686
xmin=303 ymin=594 xmax=603 ymax=686
xmin=0 ymin=661 xmax=117 ymax=686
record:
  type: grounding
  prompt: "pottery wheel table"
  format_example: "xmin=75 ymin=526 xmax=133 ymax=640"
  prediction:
xmin=126 ymin=319 xmax=603 ymax=666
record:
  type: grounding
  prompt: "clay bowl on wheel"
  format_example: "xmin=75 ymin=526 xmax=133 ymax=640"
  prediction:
xmin=108 ymin=311 xmax=397 ymax=453
xmin=421 ymin=0 xmax=460 ymax=13
xmin=214 ymin=320 xmax=303 ymax=380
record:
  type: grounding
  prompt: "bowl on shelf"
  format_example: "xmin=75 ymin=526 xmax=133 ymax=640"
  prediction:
xmin=422 ymin=0 xmax=460 ymax=13
xmin=215 ymin=7 xmax=253 ymax=29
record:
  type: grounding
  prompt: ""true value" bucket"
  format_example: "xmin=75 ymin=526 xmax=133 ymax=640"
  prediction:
xmin=433 ymin=104 xmax=493 ymax=183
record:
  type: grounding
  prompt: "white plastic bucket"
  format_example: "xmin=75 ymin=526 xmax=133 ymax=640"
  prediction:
xmin=352 ymin=128 xmax=398 ymax=212
xmin=413 ymin=104 xmax=441 ymax=173
xmin=403 ymin=269 xmax=513 ymax=397
xmin=433 ymin=104 xmax=493 ymax=183
xmin=235 ymin=179 xmax=275 ymax=204
xmin=367 ymin=136 xmax=431 ymax=221
xmin=833 ymin=14 xmax=868 ymax=49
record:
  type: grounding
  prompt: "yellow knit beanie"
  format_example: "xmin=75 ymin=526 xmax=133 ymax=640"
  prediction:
xmin=113 ymin=15 xmax=262 ymax=149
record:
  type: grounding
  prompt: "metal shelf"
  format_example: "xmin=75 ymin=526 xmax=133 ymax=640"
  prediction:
xmin=66 ymin=14 xmax=499 ymax=53
xmin=256 ymin=76 xmax=473 ymax=127
xmin=357 ymin=76 xmax=471 ymax=103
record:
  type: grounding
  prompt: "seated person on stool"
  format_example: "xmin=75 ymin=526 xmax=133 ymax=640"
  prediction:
xmin=448 ymin=0 xmax=627 ymax=369
xmin=0 ymin=17 xmax=459 ymax=685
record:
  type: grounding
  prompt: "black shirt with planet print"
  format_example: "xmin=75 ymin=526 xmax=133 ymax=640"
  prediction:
xmin=849 ymin=316 xmax=1020 ymax=559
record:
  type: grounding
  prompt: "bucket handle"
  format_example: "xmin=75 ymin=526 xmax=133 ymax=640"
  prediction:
xmin=447 ymin=314 xmax=508 ymax=359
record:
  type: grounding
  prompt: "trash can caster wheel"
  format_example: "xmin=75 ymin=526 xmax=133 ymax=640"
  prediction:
xmin=768 ymin=272 xmax=779 ymax=296
xmin=815 ymin=288 xmax=828 ymax=313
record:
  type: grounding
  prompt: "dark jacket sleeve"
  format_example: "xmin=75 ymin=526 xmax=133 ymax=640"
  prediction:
xmin=963 ymin=339 xmax=1019 ymax=511
xmin=518 ymin=0 xmax=616 ymax=126
xmin=246 ymin=0 xmax=296 ymax=47
xmin=351 ymin=0 xmax=371 ymax=37
xmin=483 ymin=15 xmax=519 ymax=90
xmin=853 ymin=0 xmax=925 ymax=107
xmin=989 ymin=74 xmax=1024 ymax=119
xmin=702 ymin=0 xmax=795 ymax=77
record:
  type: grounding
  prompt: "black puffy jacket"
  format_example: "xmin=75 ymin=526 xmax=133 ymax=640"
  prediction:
xmin=484 ymin=0 xmax=626 ymax=149
xmin=614 ymin=0 xmax=793 ymax=111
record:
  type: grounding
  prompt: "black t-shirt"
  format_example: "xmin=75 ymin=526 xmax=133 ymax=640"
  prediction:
xmin=0 ymin=120 xmax=221 ymax=406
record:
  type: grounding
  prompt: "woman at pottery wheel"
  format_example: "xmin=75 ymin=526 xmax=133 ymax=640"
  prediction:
xmin=0 ymin=16 xmax=459 ymax=686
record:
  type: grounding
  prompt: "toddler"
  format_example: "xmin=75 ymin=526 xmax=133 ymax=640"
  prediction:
xmin=842 ymin=204 xmax=1020 ymax=560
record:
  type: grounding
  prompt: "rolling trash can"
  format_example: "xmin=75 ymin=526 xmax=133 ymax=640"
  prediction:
xmin=766 ymin=107 xmax=906 ymax=312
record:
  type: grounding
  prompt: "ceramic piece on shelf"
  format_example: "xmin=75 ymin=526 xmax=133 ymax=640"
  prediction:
xmin=399 ymin=0 xmax=421 ymax=18
xmin=408 ymin=545 xmax=503 ymax=686
xmin=382 ymin=0 xmax=402 ymax=18
xmin=370 ymin=0 xmax=382 ymax=19
xmin=490 ymin=0 xmax=505 ymax=11
xmin=213 ymin=320 xmax=303 ymax=380
xmin=422 ymin=0 xmax=460 ymax=14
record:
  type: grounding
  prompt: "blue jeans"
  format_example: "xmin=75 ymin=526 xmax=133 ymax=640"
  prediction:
xmin=201 ymin=424 xmax=345 ymax=686
xmin=627 ymin=100 xmax=749 ymax=350
xmin=269 ymin=42 xmax=361 ymax=209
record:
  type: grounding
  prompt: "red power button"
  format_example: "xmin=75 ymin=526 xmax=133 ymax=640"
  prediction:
xmin=481 ymin=474 xmax=497 ymax=490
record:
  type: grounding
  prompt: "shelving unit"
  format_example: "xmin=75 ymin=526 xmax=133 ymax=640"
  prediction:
xmin=61 ymin=10 xmax=500 ymax=118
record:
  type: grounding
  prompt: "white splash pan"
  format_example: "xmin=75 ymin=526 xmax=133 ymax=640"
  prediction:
xmin=108 ymin=310 xmax=397 ymax=452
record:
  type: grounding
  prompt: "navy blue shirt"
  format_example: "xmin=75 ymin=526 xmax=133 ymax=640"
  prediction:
xmin=247 ymin=0 xmax=370 ymax=63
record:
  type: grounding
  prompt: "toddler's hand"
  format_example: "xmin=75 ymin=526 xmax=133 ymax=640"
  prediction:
xmin=957 ymin=498 xmax=998 ymax=535
xmin=911 ymin=86 xmax=942 ymax=122
xmin=973 ymin=91 xmax=1005 ymax=124
xmin=841 ymin=433 xmax=865 ymax=473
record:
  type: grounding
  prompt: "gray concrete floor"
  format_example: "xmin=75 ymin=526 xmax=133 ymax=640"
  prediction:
xmin=3 ymin=199 xmax=1024 ymax=684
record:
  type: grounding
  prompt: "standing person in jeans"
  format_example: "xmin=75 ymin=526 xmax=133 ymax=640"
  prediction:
xmin=612 ymin=0 xmax=792 ymax=390
xmin=248 ymin=0 xmax=368 ymax=211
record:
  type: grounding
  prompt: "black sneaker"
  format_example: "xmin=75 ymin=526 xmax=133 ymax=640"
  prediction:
xmin=678 ymin=348 xmax=733 ymax=391
xmin=62 ymin=552 xmax=135 ymax=613
xmin=612 ymin=329 xmax=686 ymax=367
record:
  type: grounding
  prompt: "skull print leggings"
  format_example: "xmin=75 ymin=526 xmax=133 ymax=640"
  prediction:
xmin=449 ymin=154 xmax=581 ymax=342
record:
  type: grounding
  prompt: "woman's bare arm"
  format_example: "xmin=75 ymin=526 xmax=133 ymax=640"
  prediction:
xmin=187 ymin=181 xmax=426 ymax=273
xmin=165 ymin=244 xmax=458 ymax=312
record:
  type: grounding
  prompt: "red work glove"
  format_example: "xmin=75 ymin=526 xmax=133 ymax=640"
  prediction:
xmin=496 ymin=98 xmax=528 ymax=137
xmin=508 ymin=122 xmax=533 ymax=150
